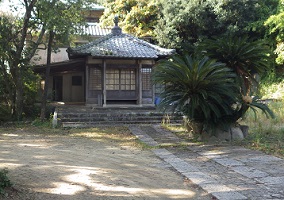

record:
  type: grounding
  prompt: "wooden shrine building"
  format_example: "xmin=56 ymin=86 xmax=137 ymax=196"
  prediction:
xmin=36 ymin=17 xmax=174 ymax=107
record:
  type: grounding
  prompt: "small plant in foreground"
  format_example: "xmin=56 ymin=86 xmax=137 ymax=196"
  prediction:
xmin=0 ymin=168 xmax=12 ymax=195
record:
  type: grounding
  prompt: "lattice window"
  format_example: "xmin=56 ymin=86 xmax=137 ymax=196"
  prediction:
xmin=106 ymin=69 xmax=119 ymax=90
xmin=121 ymin=69 xmax=135 ymax=90
xmin=106 ymin=69 xmax=136 ymax=90
xmin=142 ymin=68 xmax=151 ymax=90
xmin=89 ymin=67 xmax=102 ymax=90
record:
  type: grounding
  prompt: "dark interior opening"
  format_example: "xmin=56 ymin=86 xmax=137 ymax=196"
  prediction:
xmin=106 ymin=100 xmax=137 ymax=104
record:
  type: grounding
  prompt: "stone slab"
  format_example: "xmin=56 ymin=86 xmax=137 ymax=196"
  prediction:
xmin=231 ymin=166 xmax=269 ymax=179
xmin=152 ymin=148 xmax=173 ymax=159
xmin=182 ymin=171 xmax=216 ymax=185
xmin=198 ymin=151 xmax=223 ymax=158
xmin=169 ymin=160 xmax=199 ymax=173
xmin=241 ymin=155 xmax=282 ymax=163
xmin=213 ymin=157 xmax=244 ymax=167
xmin=211 ymin=191 xmax=248 ymax=200
xmin=257 ymin=176 xmax=284 ymax=185
xmin=199 ymin=183 xmax=248 ymax=199
xmin=131 ymin=125 xmax=281 ymax=200
xmin=129 ymin=126 xmax=159 ymax=146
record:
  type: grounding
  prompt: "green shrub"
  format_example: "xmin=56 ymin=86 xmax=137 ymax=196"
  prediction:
xmin=259 ymin=80 xmax=284 ymax=100
xmin=0 ymin=105 xmax=12 ymax=122
xmin=0 ymin=168 xmax=12 ymax=195
xmin=152 ymin=54 xmax=239 ymax=133
xmin=239 ymin=101 xmax=284 ymax=157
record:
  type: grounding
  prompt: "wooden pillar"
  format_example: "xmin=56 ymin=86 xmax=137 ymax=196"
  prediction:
xmin=152 ymin=81 xmax=155 ymax=106
xmin=152 ymin=62 xmax=156 ymax=106
xmin=138 ymin=60 xmax=142 ymax=106
xmin=85 ymin=63 xmax=89 ymax=104
xmin=103 ymin=60 xmax=107 ymax=107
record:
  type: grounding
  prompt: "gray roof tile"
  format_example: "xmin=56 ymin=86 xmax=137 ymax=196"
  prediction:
xmin=68 ymin=30 xmax=175 ymax=59
xmin=81 ymin=23 xmax=111 ymax=36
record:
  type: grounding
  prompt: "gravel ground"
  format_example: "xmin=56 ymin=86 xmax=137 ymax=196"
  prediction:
xmin=0 ymin=127 xmax=210 ymax=200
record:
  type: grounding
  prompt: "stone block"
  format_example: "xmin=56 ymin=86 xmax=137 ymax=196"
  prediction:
xmin=231 ymin=166 xmax=269 ymax=179
xmin=213 ymin=157 xmax=244 ymax=167
xmin=182 ymin=171 xmax=215 ymax=185
xmin=257 ymin=176 xmax=284 ymax=185
xmin=231 ymin=127 xmax=244 ymax=140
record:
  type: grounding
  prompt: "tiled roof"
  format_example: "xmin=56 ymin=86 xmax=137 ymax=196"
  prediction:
xmin=68 ymin=25 xmax=175 ymax=59
xmin=81 ymin=23 xmax=111 ymax=36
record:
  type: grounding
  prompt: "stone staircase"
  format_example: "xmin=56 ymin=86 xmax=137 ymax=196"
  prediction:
xmin=55 ymin=105 xmax=183 ymax=128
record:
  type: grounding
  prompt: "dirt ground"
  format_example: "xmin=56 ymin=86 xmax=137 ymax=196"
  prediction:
xmin=0 ymin=127 xmax=211 ymax=200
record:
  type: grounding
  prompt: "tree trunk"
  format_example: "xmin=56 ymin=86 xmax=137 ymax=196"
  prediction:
xmin=15 ymin=68 xmax=24 ymax=121
xmin=12 ymin=0 xmax=37 ymax=121
xmin=0 ymin=63 xmax=15 ymax=116
xmin=40 ymin=30 xmax=54 ymax=121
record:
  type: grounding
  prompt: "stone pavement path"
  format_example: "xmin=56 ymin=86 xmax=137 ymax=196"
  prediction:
xmin=129 ymin=124 xmax=284 ymax=200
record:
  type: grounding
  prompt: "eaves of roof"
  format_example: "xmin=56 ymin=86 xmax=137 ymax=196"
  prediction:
xmin=67 ymin=32 xmax=175 ymax=59
xmin=33 ymin=59 xmax=86 ymax=73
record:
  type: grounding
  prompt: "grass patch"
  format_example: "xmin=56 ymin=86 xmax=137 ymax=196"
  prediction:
xmin=237 ymin=101 xmax=284 ymax=157
xmin=163 ymin=103 xmax=284 ymax=158
xmin=158 ymin=142 xmax=193 ymax=149
xmin=0 ymin=124 xmax=145 ymax=149
xmin=68 ymin=126 xmax=144 ymax=148
xmin=162 ymin=124 xmax=203 ymax=144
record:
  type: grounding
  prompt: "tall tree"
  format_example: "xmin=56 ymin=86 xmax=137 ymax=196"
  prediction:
xmin=0 ymin=13 xmax=17 ymax=116
xmin=155 ymin=0 xmax=278 ymax=48
xmin=37 ymin=0 xmax=92 ymax=121
xmin=100 ymin=0 xmax=159 ymax=38
xmin=0 ymin=0 xmax=96 ymax=120
xmin=0 ymin=0 xmax=41 ymax=120
xmin=265 ymin=0 xmax=284 ymax=65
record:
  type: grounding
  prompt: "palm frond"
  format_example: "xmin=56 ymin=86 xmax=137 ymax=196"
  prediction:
xmin=152 ymin=54 xmax=239 ymax=126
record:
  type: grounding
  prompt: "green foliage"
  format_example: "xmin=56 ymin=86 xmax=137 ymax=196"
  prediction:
xmin=0 ymin=0 xmax=95 ymax=120
xmin=265 ymin=0 xmax=284 ymax=65
xmin=31 ymin=118 xmax=52 ymax=127
xmin=196 ymin=36 xmax=274 ymax=123
xmin=152 ymin=54 xmax=238 ymax=127
xmin=0 ymin=13 xmax=22 ymax=118
xmin=239 ymin=101 xmax=284 ymax=157
xmin=260 ymin=78 xmax=284 ymax=100
xmin=100 ymin=0 xmax=159 ymax=37
xmin=34 ymin=0 xmax=92 ymax=47
xmin=155 ymin=0 xmax=278 ymax=48
xmin=0 ymin=168 xmax=12 ymax=195
xmin=0 ymin=104 xmax=12 ymax=122
xmin=265 ymin=0 xmax=284 ymax=42
xmin=197 ymin=36 xmax=273 ymax=96
xmin=246 ymin=96 xmax=275 ymax=120
xmin=153 ymin=36 xmax=275 ymax=135
xmin=155 ymin=0 xmax=214 ymax=48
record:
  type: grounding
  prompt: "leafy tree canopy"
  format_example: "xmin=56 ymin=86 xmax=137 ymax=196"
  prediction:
xmin=0 ymin=0 xmax=97 ymax=120
xmin=100 ymin=0 xmax=159 ymax=37
xmin=155 ymin=0 xmax=278 ymax=48
xmin=265 ymin=0 xmax=284 ymax=65
xmin=197 ymin=36 xmax=273 ymax=96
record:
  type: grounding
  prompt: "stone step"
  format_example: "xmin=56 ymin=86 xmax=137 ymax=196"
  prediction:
xmin=58 ymin=115 xmax=182 ymax=122
xmin=55 ymin=106 xmax=183 ymax=127
xmin=62 ymin=120 xmax=182 ymax=128
xmin=57 ymin=112 xmax=171 ymax=118
xmin=56 ymin=106 xmax=157 ymax=113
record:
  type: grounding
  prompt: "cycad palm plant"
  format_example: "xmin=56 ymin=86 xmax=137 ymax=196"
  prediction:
xmin=198 ymin=36 xmax=272 ymax=96
xmin=198 ymin=36 xmax=274 ymax=120
xmin=152 ymin=54 xmax=239 ymax=133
